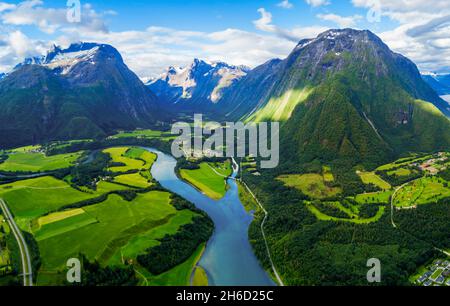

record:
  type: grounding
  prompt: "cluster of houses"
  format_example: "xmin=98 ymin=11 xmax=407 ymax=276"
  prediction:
xmin=416 ymin=152 xmax=449 ymax=175
xmin=416 ymin=259 xmax=450 ymax=286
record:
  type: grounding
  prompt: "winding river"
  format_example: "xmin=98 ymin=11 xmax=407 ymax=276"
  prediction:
xmin=147 ymin=148 xmax=275 ymax=286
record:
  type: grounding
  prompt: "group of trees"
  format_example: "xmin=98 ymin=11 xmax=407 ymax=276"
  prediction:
xmin=243 ymin=167 xmax=450 ymax=286
xmin=137 ymin=216 xmax=213 ymax=275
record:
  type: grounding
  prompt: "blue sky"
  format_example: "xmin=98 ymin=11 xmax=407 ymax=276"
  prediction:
xmin=1 ymin=0 xmax=450 ymax=77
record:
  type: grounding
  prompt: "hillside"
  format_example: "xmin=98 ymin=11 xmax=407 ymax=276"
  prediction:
xmin=218 ymin=29 xmax=450 ymax=167
xmin=0 ymin=43 xmax=163 ymax=148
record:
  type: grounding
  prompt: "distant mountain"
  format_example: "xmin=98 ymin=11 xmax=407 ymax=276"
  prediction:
xmin=422 ymin=73 xmax=450 ymax=95
xmin=217 ymin=29 xmax=450 ymax=167
xmin=147 ymin=59 xmax=249 ymax=111
xmin=0 ymin=42 xmax=162 ymax=148
xmin=0 ymin=73 xmax=5 ymax=80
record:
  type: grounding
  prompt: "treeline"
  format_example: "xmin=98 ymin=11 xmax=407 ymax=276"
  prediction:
xmin=70 ymin=151 xmax=110 ymax=188
xmin=77 ymin=255 xmax=138 ymax=286
xmin=46 ymin=137 xmax=172 ymax=156
xmin=137 ymin=216 xmax=213 ymax=275
xmin=242 ymin=170 xmax=443 ymax=286
xmin=376 ymin=167 xmax=422 ymax=187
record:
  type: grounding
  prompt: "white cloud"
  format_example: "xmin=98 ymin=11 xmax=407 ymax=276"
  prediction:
xmin=317 ymin=13 xmax=363 ymax=28
xmin=1 ymin=0 xmax=108 ymax=34
xmin=253 ymin=8 xmax=326 ymax=42
xmin=277 ymin=1 xmax=293 ymax=9
xmin=305 ymin=0 xmax=330 ymax=7
xmin=352 ymin=0 xmax=450 ymax=73
xmin=0 ymin=2 xmax=16 ymax=13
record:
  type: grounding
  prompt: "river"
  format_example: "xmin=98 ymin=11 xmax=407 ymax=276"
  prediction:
xmin=147 ymin=147 xmax=275 ymax=286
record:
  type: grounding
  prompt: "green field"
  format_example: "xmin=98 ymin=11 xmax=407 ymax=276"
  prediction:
xmin=136 ymin=243 xmax=206 ymax=286
xmin=109 ymin=129 xmax=175 ymax=141
xmin=108 ymin=209 xmax=197 ymax=266
xmin=114 ymin=173 xmax=151 ymax=188
xmin=104 ymin=147 xmax=145 ymax=172
xmin=393 ymin=176 xmax=450 ymax=208
xmin=277 ymin=173 xmax=342 ymax=199
xmin=0 ymin=151 xmax=83 ymax=172
xmin=387 ymin=168 xmax=412 ymax=177
xmin=37 ymin=192 xmax=175 ymax=271
xmin=192 ymin=266 xmax=208 ymax=286
xmin=322 ymin=166 xmax=335 ymax=183
xmin=0 ymin=177 xmax=100 ymax=228
xmin=306 ymin=201 xmax=385 ymax=224
xmin=180 ymin=162 xmax=231 ymax=200
xmin=351 ymin=191 xmax=393 ymax=204
xmin=357 ymin=171 xmax=391 ymax=190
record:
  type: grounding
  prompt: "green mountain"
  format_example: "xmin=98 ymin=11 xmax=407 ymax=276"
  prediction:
xmin=0 ymin=43 xmax=163 ymax=148
xmin=219 ymin=29 xmax=450 ymax=167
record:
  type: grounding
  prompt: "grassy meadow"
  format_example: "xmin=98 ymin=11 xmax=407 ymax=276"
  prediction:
xmin=0 ymin=151 xmax=83 ymax=172
xmin=180 ymin=162 xmax=232 ymax=200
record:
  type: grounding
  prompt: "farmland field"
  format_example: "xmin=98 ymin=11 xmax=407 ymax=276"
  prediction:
xmin=393 ymin=177 xmax=450 ymax=208
xmin=277 ymin=173 xmax=342 ymax=199
xmin=0 ymin=176 xmax=100 ymax=227
xmin=357 ymin=171 xmax=391 ymax=190
xmin=0 ymin=151 xmax=84 ymax=172
xmin=37 ymin=192 xmax=175 ymax=271
xmin=351 ymin=191 xmax=393 ymax=204
xmin=180 ymin=162 xmax=230 ymax=200
xmin=114 ymin=173 xmax=151 ymax=188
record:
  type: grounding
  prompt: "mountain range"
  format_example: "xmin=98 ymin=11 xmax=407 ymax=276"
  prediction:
xmin=211 ymin=29 xmax=450 ymax=167
xmin=422 ymin=72 xmax=450 ymax=96
xmin=0 ymin=29 xmax=450 ymax=166
xmin=147 ymin=59 xmax=249 ymax=112
xmin=0 ymin=43 xmax=162 ymax=148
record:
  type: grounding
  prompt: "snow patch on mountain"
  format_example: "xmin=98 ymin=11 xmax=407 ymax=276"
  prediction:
xmin=147 ymin=59 xmax=249 ymax=104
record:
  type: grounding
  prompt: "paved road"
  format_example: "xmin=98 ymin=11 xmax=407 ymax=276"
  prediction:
xmin=0 ymin=199 xmax=33 ymax=286
xmin=234 ymin=158 xmax=285 ymax=286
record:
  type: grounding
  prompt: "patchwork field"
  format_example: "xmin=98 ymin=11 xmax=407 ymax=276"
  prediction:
xmin=0 ymin=151 xmax=84 ymax=173
xmin=0 ymin=176 xmax=99 ymax=228
xmin=393 ymin=176 xmax=450 ymax=208
xmin=180 ymin=162 xmax=231 ymax=200
xmin=1 ymin=144 xmax=210 ymax=286
xmin=104 ymin=147 xmax=157 ymax=174
xmin=277 ymin=173 xmax=342 ymax=199
xmin=357 ymin=171 xmax=391 ymax=190
xmin=37 ymin=192 xmax=175 ymax=271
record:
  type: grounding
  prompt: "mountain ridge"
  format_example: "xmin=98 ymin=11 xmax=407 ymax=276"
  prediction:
xmin=0 ymin=42 xmax=162 ymax=148
xmin=147 ymin=58 xmax=249 ymax=111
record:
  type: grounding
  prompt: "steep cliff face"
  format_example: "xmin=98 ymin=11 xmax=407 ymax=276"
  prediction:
xmin=147 ymin=59 xmax=249 ymax=111
xmin=0 ymin=43 xmax=162 ymax=148
xmin=215 ymin=29 xmax=450 ymax=166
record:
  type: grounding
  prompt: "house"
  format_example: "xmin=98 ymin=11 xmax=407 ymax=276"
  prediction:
xmin=417 ymin=275 xmax=428 ymax=284
xmin=424 ymin=280 xmax=433 ymax=286
xmin=436 ymin=276 xmax=446 ymax=284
